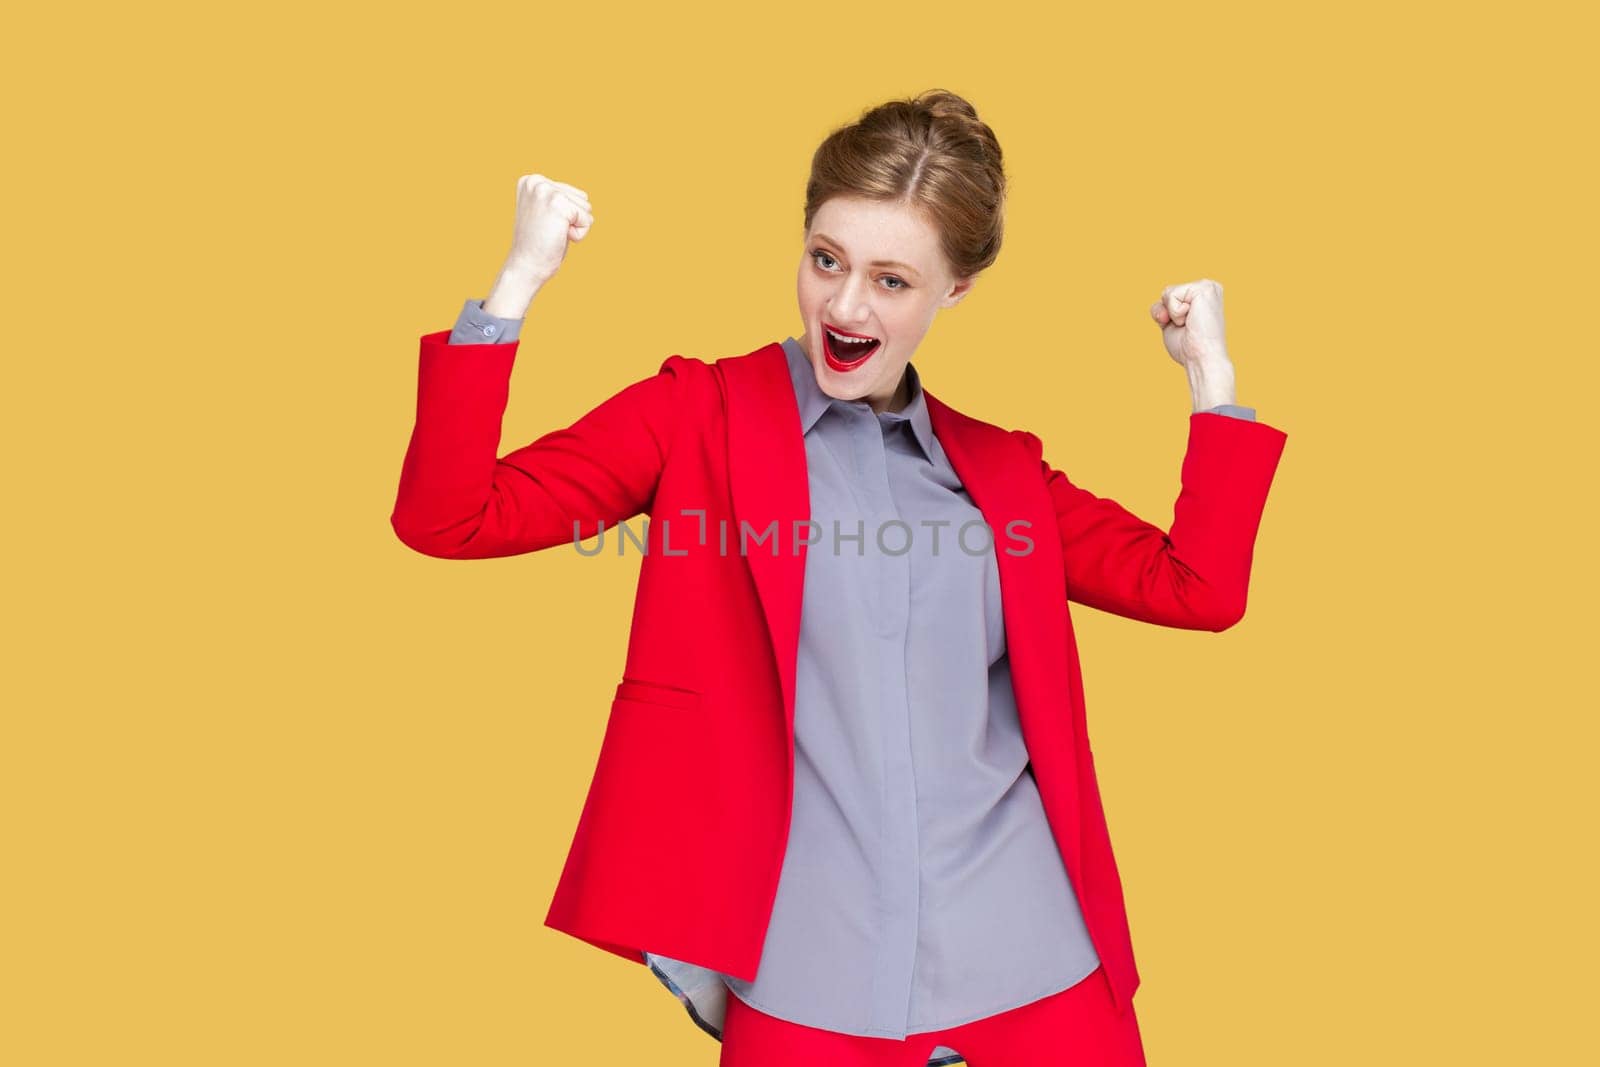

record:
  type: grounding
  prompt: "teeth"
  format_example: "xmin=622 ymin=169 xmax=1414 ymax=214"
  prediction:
xmin=827 ymin=327 xmax=877 ymax=344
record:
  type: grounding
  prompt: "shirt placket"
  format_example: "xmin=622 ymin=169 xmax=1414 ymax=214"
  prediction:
xmin=848 ymin=409 xmax=920 ymax=1035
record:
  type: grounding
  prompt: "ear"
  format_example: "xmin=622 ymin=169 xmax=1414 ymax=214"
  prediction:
xmin=941 ymin=274 xmax=977 ymax=308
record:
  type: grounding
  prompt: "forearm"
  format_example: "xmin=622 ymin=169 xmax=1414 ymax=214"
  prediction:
xmin=1186 ymin=351 xmax=1238 ymax=412
xmin=483 ymin=258 xmax=549 ymax=319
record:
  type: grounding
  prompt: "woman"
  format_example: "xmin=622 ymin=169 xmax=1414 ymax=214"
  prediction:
xmin=392 ymin=90 xmax=1287 ymax=1067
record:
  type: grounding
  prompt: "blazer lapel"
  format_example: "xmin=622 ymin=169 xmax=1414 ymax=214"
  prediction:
xmin=924 ymin=389 xmax=1085 ymax=882
xmin=725 ymin=343 xmax=811 ymax=742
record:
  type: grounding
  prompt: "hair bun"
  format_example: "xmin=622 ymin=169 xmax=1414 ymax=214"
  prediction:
xmin=916 ymin=89 xmax=980 ymax=123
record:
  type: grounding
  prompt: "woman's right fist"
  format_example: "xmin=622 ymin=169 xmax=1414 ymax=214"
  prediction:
xmin=505 ymin=174 xmax=594 ymax=283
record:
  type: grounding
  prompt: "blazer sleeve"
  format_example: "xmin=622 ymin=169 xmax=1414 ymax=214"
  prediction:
xmin=390 ymin=329 xmax=695 ymax=559
xmin=1018 ymin=412 xmax=1288 ymax=631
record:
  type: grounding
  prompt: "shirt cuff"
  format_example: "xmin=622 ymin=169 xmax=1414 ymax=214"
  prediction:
xmin=447 ymin=297 xmax=524 ymax=345
xmin=1203 ymin=403 xmax=1257 ymax=421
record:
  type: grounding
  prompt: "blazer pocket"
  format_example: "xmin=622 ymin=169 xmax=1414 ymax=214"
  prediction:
xmin=614 ymin=677 xmax=702 ymax=712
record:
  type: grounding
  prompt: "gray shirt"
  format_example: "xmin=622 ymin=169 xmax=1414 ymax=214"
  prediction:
xmin=444 ymin=298 xmax=1257 ymax=1041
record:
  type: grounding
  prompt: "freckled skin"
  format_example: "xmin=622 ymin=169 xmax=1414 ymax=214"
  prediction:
xmin=795 ymin=196 xmax=976 ymax=415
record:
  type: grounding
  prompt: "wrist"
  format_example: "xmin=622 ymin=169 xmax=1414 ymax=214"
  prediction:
xmin=483 ymin=258 xmax=549 ymax=319
xmin=1185 ymin=352 xmax=1237 ymax=412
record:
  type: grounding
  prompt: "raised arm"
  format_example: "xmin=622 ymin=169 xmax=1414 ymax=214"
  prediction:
xmin=390 ymin=173 xmax=694 ymax=559
xmin=390 ymin=332 xmax=694 ymax=558
xmin=1019 ymin=411 xmax=1287 ymax=631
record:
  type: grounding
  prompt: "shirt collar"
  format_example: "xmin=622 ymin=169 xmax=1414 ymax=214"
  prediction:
xmin=780 ymin=336 xmax=936 ymax=462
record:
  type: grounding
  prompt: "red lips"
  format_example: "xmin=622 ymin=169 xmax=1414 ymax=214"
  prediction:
xmin=825 ymin=329 xmax=889 ymax=371
xmin=822 ymin=324 xmax=881 ymax=371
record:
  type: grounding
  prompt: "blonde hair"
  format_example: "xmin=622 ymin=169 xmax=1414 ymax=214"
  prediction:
xmin=803 ymin=89 xmax=1008 ymax=280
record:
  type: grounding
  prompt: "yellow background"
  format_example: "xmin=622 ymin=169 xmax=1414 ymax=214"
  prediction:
xmin=4 ymin=1 xmax=1594 ymax=1063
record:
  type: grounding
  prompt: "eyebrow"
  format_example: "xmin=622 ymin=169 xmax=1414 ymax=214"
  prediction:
xmin=812 ymin=234 xmax=921 ymax=278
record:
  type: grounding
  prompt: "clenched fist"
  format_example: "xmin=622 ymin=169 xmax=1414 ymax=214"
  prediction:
xmin=1150 ymin=279 xmax=1229 ymax=368
xmin=505 ymin=174 xmax=595 ymax=284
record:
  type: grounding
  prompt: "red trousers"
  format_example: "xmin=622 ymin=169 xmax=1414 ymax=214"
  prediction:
xmin=718 ymin=964 xmax=1148 ymax=1067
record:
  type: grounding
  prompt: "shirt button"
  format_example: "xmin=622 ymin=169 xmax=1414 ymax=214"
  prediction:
xmin=482 ymin=324 xmax=497 ymax=336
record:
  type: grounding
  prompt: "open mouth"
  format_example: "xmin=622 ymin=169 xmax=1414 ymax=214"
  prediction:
xmin=822 ymin=324 xmax=881 ymax=371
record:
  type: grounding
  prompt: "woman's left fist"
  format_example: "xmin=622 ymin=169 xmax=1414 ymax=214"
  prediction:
xmin=1150 ymin=279 xmax=1229 ymax=368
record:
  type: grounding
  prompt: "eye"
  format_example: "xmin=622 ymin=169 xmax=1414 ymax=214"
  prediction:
xmin=811 ymin=249 xmax=910 ymax=292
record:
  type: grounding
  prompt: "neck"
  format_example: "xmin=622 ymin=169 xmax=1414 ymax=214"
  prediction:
xmin=872 ymin=369 xmax=912 ymax=415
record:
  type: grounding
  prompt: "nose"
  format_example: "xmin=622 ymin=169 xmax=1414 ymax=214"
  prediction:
xmin=829 ymin=273 xmax=874 ymax=328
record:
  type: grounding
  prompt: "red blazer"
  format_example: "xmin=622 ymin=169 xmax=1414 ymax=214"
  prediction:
xmin=391 ymin=330 xmax=1288 ymax=1018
